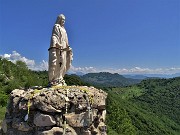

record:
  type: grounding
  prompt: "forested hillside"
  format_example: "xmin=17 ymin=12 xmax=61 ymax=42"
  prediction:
xmin=0 ymin=58 xmax=48 ymax=106
xmin=0 ymin=58 xmax=180 ymax=134
xmin=81 ymin=72 xmax=141 ymax=87
xmin=106 ymin=78 xmax=180 ymax=135
xmin=0 ymin=58 xmax=48 ymax=90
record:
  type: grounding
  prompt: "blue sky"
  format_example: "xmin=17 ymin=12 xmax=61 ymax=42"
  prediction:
xmin=0 ymin=0 xmax=180 ymax=74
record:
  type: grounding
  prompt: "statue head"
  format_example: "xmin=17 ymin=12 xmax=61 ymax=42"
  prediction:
xmin=56 ymin=14 xmax=66 ymax=26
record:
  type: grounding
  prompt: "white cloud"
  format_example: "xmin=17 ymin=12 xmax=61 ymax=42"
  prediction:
xmin=0 ymin=51 xmax=48 ymax=71
xmin=69 ymin=66 xmax=97 ymax=74
xmin=1 ymin=51 xmax=180 ymax=75
xmin=69 ymin=66 xmax=180 ymax=75
xmin=3 ymin=54 xmax=11 ymax=58
xmin=37 ymin=60 xmax=48 ymax=71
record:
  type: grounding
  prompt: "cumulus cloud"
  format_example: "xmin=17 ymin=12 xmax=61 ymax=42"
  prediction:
xmin=0 ymin=51 xmax=48 ymax=71
xmin=69 ymin=66 xmax=180 ymax=75
xmin=1 ymin=51 xmax=180 ymax=75
xmin=69 ymin=66 xmax=97 ymax=74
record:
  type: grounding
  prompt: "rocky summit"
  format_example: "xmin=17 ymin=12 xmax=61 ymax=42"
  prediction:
xmin=1 ymin=86 xmax=107 ymax=135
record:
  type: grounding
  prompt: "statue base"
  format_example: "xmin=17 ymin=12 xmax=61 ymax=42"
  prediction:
xmin=49 ymin=79 xmax=67 ymax=87
xmin=2 ymin=86 xmax=107 ymax=135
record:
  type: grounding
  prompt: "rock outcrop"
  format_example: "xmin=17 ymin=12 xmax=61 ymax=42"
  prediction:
xmin=1 ymin=86 xmax=107 ymax=135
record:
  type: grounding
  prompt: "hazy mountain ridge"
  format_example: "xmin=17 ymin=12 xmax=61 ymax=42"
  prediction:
xmin=80 ymin=72 xmax=142 ymax=87
xmin=123 ymin=73 xmax=180 ymax=79
xmin=123 ymin=74 xmax=149 ymax=79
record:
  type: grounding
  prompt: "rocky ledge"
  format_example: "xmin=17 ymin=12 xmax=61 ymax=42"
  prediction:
xmin=1 ymin=86 xmax=107 ymax=135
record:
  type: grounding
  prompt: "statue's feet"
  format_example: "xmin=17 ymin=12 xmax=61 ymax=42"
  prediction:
xmin=49 ymin=78 xmax=67 ymax=87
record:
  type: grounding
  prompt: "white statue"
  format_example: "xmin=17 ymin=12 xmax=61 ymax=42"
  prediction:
xmin=48 ymin=14 xmax=73 ymax=86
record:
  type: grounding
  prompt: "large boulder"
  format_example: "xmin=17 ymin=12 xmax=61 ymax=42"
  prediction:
xmin=2 ymin=86 xmax=107 ymax=135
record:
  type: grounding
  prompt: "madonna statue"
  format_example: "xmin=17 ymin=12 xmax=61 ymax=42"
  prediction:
xmin=48 ymin=14 xmax=73 ymax=86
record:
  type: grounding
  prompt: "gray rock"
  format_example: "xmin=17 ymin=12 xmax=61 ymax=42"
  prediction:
xmin=11 ymin=89 xmax=25 ymax=97
xmin=34 ymin=113 xmax=56 ymax=127
xmin=4 ymin=86 xmax=107 ymax=135
xmin=1 ymin=119 xmax=7 ymax=134
xmin=64 ymin=112 xmax=92 ymax=127
xmin=83 ymin=130 xmax=91 ymax=135
xmin=12 ymin=118 xmax=21 ymax=129
xmin=18 ymin=122 xmax=32 ymax=132
xmin=37 ymin=127 xmax=63 ymax=135
xmin=33 ymin=91 xmax=65 ymax=112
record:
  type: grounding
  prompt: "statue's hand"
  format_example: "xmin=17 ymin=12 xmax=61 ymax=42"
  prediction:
xmin=67 ymin=45 xmax=72 ymax=50
xmin=68 ymin=47 xmax=72 ymax=51
xmin=56 ymin=43 xmax=62 ymax=49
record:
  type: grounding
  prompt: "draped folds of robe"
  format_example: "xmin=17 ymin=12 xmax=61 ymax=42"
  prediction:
xmin=48 ymin=23 xmax=73 ymax=83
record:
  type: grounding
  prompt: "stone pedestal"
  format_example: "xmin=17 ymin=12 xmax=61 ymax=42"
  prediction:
xmin=1 ymin=86 xmax=107 ymax=135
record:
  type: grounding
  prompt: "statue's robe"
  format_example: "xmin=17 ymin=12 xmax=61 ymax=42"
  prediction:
xmin=48 ymin=24 xmax=73 ymax=83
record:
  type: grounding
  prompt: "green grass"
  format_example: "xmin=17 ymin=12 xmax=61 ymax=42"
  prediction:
xmin=0 ymin=106 xmax=6 ymax=125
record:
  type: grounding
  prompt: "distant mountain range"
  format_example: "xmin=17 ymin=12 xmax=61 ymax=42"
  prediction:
xmin=123 ymin=74 xmax=149 ymax=79
xmin=80 ymin=72 xmax=141 ymax=87
xmin=124 ymin=73 xmax=180 ymax=79
xmin=69 ymin=72 xmax=180 ymax=87
xmin=69 ymin=71 xmax=180 ymax=79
